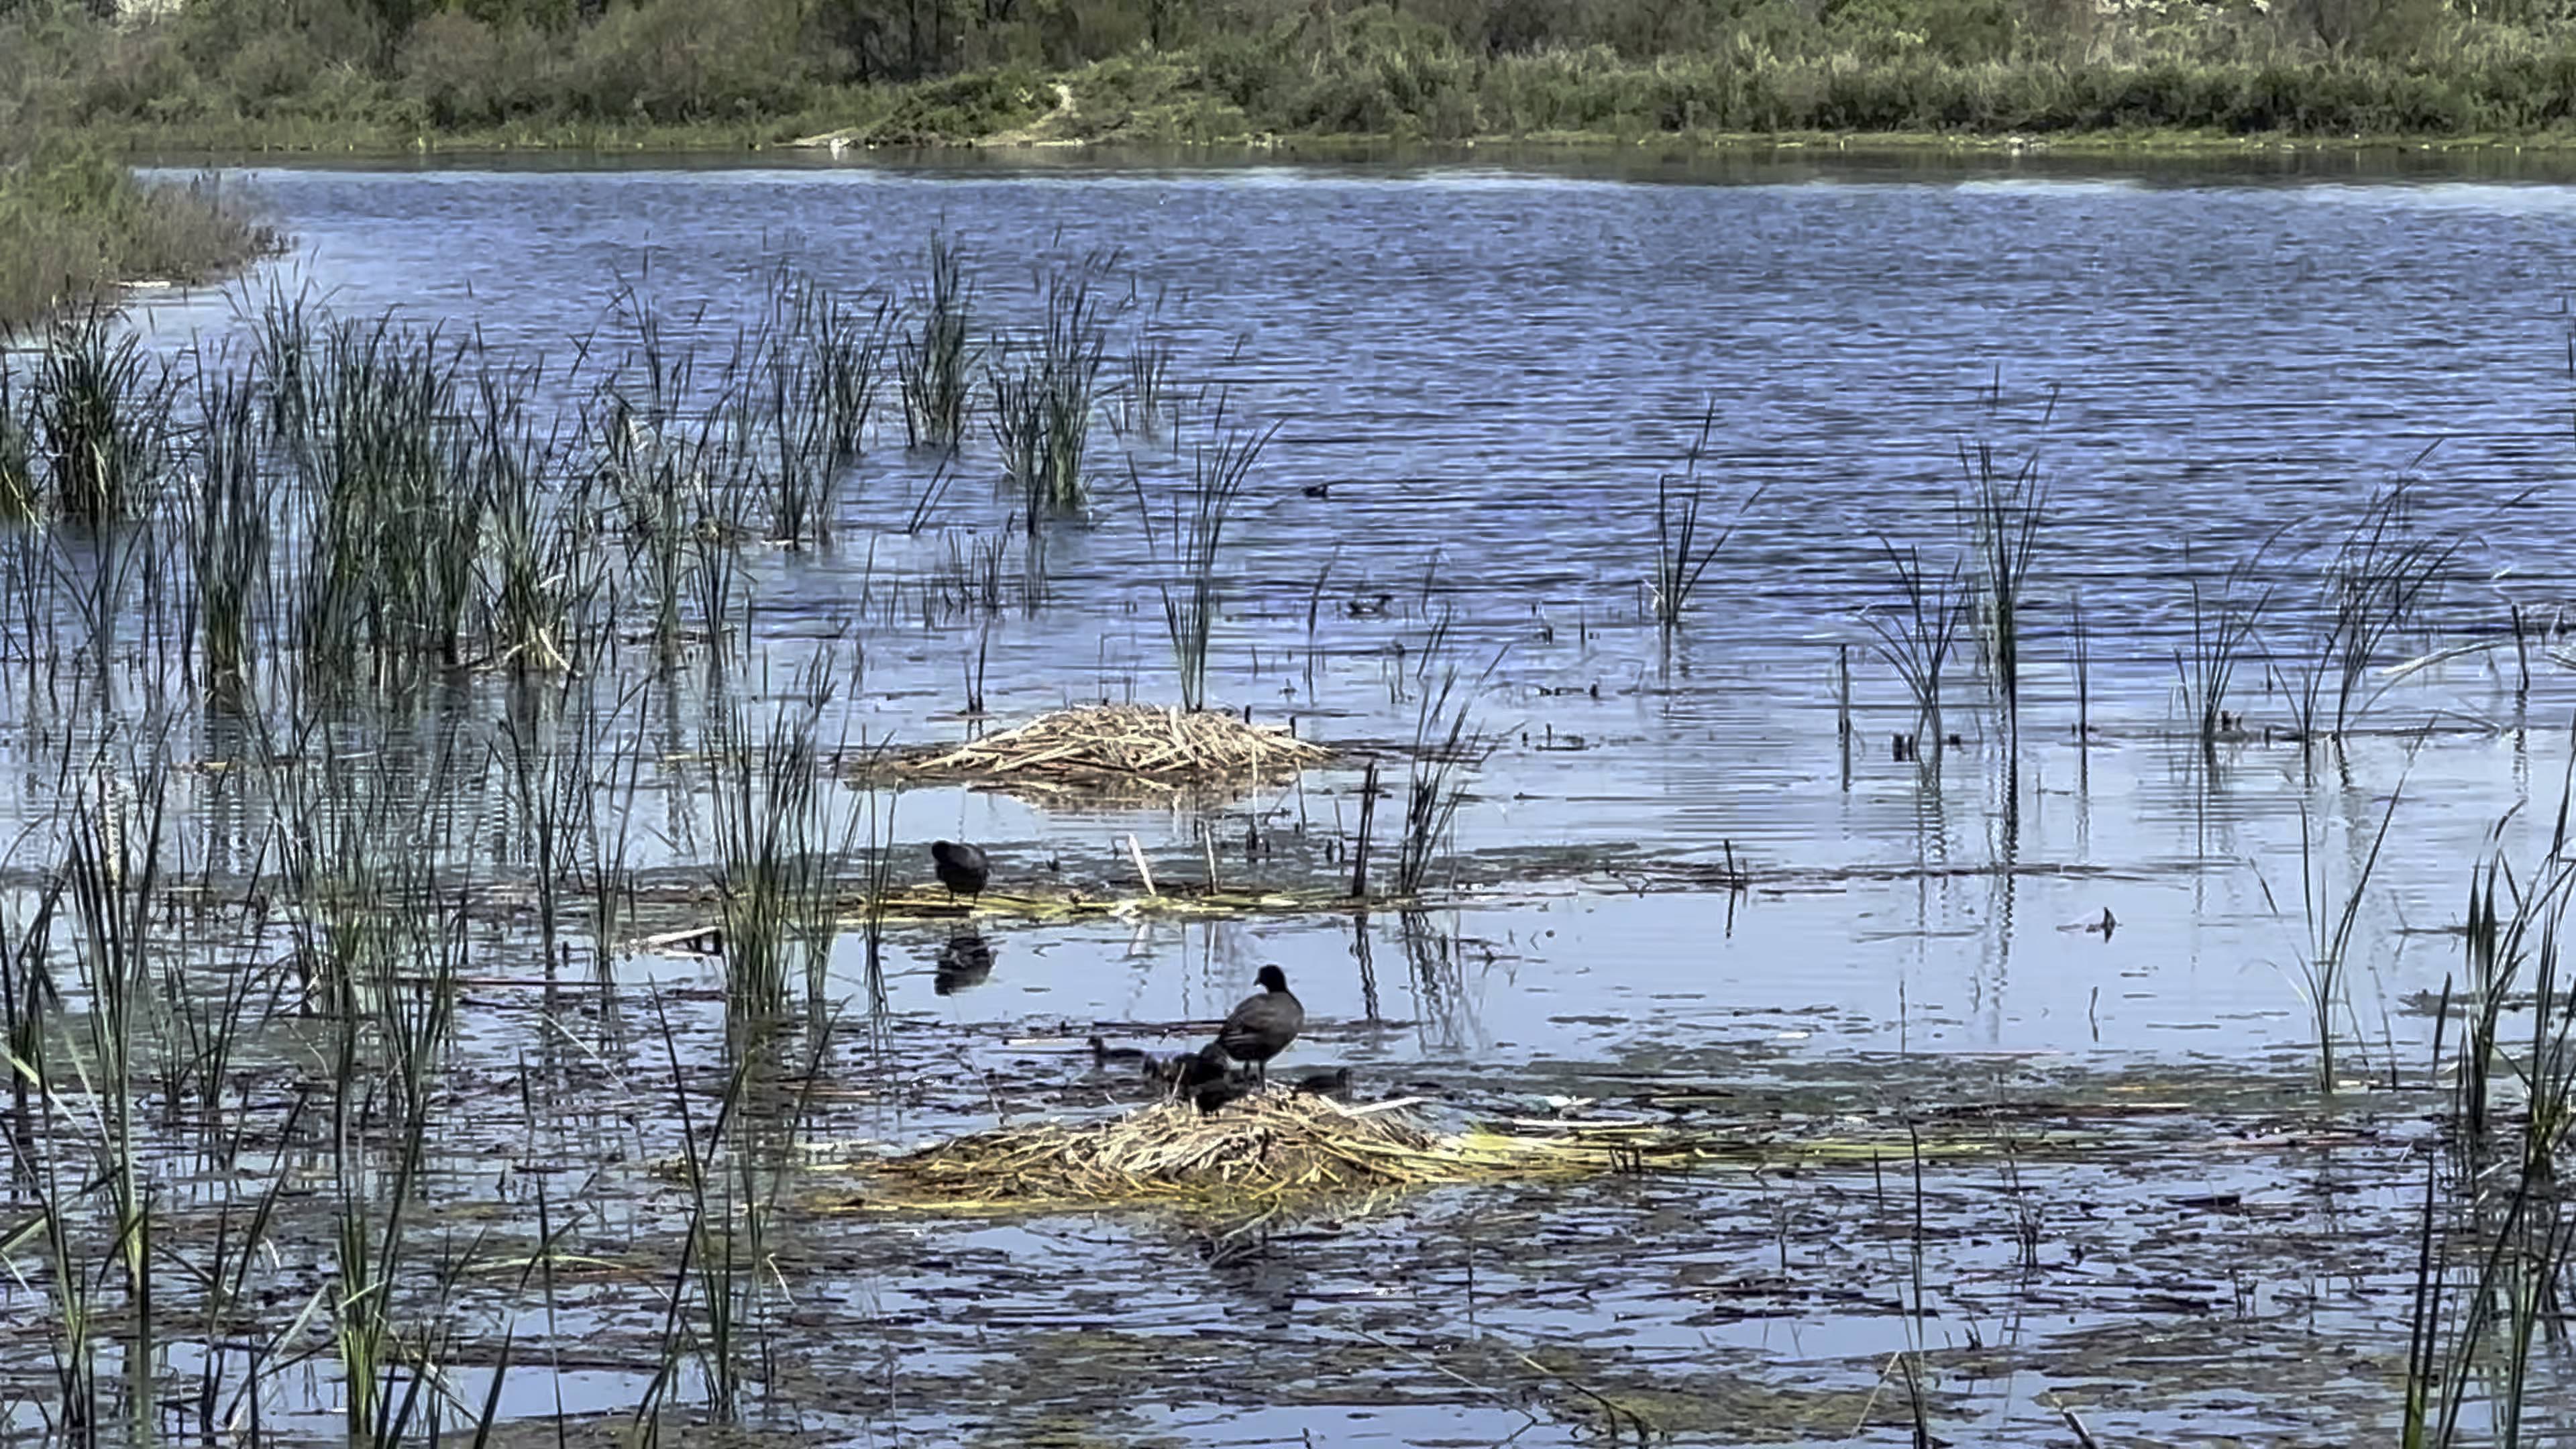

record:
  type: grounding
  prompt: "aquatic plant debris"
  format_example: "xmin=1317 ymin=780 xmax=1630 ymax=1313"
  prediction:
xmin=881 ymin=703 xmax=1329 ymax=795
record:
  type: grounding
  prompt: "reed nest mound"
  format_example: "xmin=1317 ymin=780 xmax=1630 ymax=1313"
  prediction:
xmin=860 ymin=1090 xmax=1597 ymax=1214
xmin=882 ymin=704 xmax=1329 ymax=796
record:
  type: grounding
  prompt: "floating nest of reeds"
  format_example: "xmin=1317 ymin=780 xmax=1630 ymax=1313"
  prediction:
xmin=879 ymin=705 xmax=1330 ymax=798
xmin=844 ymin=1091 xmax=1599 ymax=1216
xmin=809 ymin=1093 xmax=1999 ymax=1220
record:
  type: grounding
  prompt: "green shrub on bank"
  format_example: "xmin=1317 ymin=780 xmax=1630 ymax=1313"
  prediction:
xmin=0 ymin=138 xmax=276 ymax=336
xmin=15 ymin=0 xmax=2576 ymax=152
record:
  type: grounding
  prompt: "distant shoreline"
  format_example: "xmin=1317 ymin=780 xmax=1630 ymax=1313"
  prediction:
xmin=109 ymin=127 xmax=2576 ymax=171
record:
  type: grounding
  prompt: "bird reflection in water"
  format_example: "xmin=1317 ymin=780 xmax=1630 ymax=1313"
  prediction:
xmin=934 ymin=930 xmax=996 ymax=995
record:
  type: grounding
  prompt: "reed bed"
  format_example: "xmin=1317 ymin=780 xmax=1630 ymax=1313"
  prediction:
xmin=888 ymin=704 xmax=1328 ymax=794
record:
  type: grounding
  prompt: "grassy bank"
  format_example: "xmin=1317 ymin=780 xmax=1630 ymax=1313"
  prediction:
xmin=0 ymin=138 xmax=276 ymax=335
xmin=13 ymin=0 xmax=2576 ymax=158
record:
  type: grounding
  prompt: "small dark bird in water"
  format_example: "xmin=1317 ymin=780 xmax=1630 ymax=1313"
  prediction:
xmin=934 ymin=930 xmax=995 ymax=996
xmin=1216 ymin=965 xmax=1304 ymax=1086
xmin=1195 ymin=1077 xmax=1255 ymax=1114
xmin=1301 ymin=481 xmax=1332 ymax=499
xmin=1088 ymin=1035 xmax=1152 ymax=1069
xmin=1295 ymin=1067 xmax=1353 ymax=1099
xmin=930 ymin=839 xmax=990 ymax=904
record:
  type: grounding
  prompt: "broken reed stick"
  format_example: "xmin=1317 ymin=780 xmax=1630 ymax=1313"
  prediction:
xmin=1351 ymin=757 xmax=1378 ymax=900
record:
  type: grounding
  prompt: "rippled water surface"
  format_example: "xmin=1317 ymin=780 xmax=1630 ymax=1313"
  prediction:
xmin=9 ymin=148 xmax=2574 ymax=1443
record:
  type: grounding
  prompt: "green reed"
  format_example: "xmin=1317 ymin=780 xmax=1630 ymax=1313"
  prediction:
xmin=2267 ymin=780 xmax=2403 ymax=1091
xmin=1121 ymin=292 xmax=1175 ymax=441
xmin=775 ymin=266 xmax=892 ymax=464
xmin=190 ymin=377 xmax=269 ymax=704
xmin=34 ymin=307 xmax=170 ymax=525
xmin=1861 ymin=538 xmax=1966 ymax=761
xmin=2176 ymin=543 xmax=2273 ymax=751
xmin=597 ymin=311 xmax=720 ymax=661
xmin=0 ymin=366 xmax=37 ymax=523
xmin=293 ymin=315 xmax=482 ymax=685
xmin=988 ymin=354 xmax=1049 ymax=527
xmin=476 ymin=366 xmax=602 ymax=674
xmin=243 ymin=274 xmax=321 ymax=442
xmin=900 ymin=230 xmax=975 ymax=449
xmin=1035 ymin=252 xmax=1118 ymax=511
xmin=1135 ymin=407 xmax=1275 ymax=711
xmin=1648 ymin=402 xmax=1762 ymax=630
xmin=702 ymin=659 xmax=851 ymax=1015
xmin=2277 ymin=472 xmax=2466 ymax=753
xmin=1960 ymin=435 xmax=2046 ymax=743
xmin=1396 ymin=614 xmax=1501 ymax=898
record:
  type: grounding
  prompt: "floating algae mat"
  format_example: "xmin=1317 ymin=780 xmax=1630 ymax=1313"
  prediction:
xmin=822 ymin=1091 xmax=1992 ymax=1217
xmin=880 ymin=704 xmax=1330 ymax=797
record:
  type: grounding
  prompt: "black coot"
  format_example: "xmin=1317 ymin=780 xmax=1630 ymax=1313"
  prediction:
xmin=1216 ymin=965 xmax=1304 ymax=1085
xmin=930 ymin=840 xmax=990 ymax=904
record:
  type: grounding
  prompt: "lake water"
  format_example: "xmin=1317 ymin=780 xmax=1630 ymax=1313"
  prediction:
xmin=9 ymin=146 xmax=2572 ymax=1444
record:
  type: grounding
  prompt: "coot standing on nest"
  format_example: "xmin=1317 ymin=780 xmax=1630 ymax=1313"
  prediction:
xmin=1216 ymin=965 xmax=1304 ymax=1086
xmin=930 ymin=840 xmax=990 ymax=904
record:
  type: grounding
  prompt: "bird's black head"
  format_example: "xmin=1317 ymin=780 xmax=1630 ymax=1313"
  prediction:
xmin=1256 ymin=964 xmax=1289 ymax=993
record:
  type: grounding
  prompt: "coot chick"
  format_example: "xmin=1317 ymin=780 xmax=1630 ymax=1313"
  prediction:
xmin=1195 ymin=1077 xmax=1255 ymax=1114
xmin=930 ymin=839 xmax=990 ymax=904
xmin=1295 ymin=1067 xmax=1353 ymax=1099
xmin=1165 ymin=1041 xmax=1234 ymax=1093
xmin=1088 ymin=1035 xmax=1153 ymax=1069
xmin=1216 ymin=965 xmax=1303 ymax=1085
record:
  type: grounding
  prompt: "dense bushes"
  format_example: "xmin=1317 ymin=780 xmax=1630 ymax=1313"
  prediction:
xmin=0 ymin=136 xmax=276 ymax=335
xmin=8 ymin=0 xmax=2576 ymax=151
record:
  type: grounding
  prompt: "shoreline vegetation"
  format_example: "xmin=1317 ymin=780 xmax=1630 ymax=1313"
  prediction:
xmin=0 ymin=138 xmax=276 ymax=335
xmin=6 ymin=0 xmax=2576 ymax=326
xmin=12 ymin=0 xmax=2576 ymax=161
